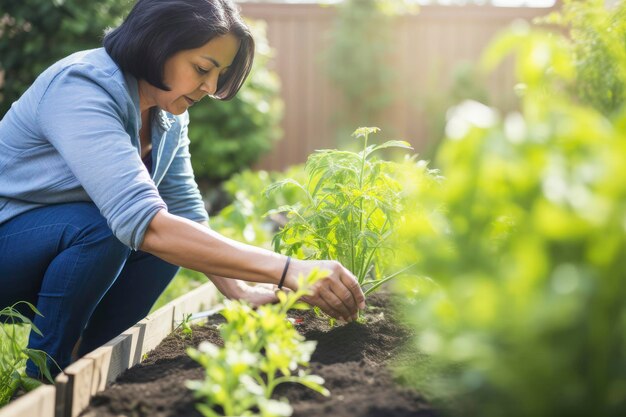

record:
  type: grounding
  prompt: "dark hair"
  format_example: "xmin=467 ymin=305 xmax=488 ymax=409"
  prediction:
xmin=104 ymin=0 xmax=254 ymax=100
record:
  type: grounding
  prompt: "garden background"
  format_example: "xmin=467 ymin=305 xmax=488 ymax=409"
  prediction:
xmin=2 ymin=1 xmax=625 ymax=415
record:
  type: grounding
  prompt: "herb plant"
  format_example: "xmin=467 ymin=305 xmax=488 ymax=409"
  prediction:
xmin=266 ymin=127 xmax=414 ymax=295
xmin=186 ymin=270 xmax=329 ymax=417
xmin=0 ymin=302 xmax=55 ymax=407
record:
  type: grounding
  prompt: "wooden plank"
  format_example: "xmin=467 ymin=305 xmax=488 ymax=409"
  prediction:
xmin=136 ymin=304 xmax=174 ymax=358
xmin=54 ymin=373 xmax=70 ymax=417
xmin=97 ymin=330 xmax=136 ymax=385
xmin=0 ymin=385 xmax=55 ymax=417
xmin=62 ymin=359 xmax=92 ymax=417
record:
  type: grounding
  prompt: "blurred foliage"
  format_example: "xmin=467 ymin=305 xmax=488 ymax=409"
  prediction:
xmin=536 ymin=0 xmax=626 ymax=115
xmin=419 ymin=61 xmax=490 ymax=159
xmin=210 ymin=166 xmax=307 ymax=248
xmin=0 ymin=0 xmax=131 ymax=115
xmin=324 ymin=0 xmax=417 ymax=140
xmin=188 ymin=19 xmax=283 ymax=183
xmin=395 ymin=5 xmax=626 ymax=416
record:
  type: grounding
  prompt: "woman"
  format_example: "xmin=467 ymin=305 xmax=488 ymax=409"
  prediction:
xmin=0 ymin=0 xmax=365 ymax=377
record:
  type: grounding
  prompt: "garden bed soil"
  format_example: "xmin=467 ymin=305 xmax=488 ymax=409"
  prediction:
xmin=81 ymin=293 xmax=437 ymax=417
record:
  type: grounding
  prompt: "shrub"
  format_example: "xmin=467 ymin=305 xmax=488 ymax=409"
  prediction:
xmin=324 ymin=0 xmax=417 ymax=139
xmin=395 ymin=11 xmax=626 ymax=417
xmin=0 ymin=0 xmax=130 ymax=115
xmin=210 ymin=166 xmax=307 ymax=248
xmin=537 ymin=0 xmax=626 ymax=115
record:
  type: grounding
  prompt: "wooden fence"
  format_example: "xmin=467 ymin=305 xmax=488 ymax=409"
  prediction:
xmin=239 ymin=2 xmax=558 ymax=171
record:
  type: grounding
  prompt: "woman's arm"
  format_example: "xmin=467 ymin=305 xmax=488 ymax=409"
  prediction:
xmin=141 ymin=209 xmax=366 ymax=321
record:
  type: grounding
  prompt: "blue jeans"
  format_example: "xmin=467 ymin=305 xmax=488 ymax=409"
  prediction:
xmin=0 ymin=202 xmax=179 ymax=377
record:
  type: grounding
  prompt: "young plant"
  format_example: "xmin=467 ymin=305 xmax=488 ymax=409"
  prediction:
xmin=176 ymin=313 xmax=194 ymax=338
xmin=0 ymin=302 xmax=55 ymax=407
xmin=265 ymin=127 xmax=415 ymax=295
xmin=186 ymin=270 xmax=329 ymax=417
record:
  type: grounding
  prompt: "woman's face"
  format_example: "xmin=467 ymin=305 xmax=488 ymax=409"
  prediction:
xmin=139 ymin=32 xmax=241 ymax=115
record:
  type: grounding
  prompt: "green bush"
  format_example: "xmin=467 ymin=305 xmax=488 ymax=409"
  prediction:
xmin=210 ymin=166 xmax=306 ymax=248
xmin=0 ymin=0 xmax=130 ymax=115
xmin=188 ymin=19 xmax=283 ymax=183
xmin=538 ymin=0 xmax=626 ymax=115
xmin=395 ymin=7 xmax=626 ymax=416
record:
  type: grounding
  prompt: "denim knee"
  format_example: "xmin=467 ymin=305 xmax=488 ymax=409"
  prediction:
xmin=60 ymin=203 xmax=128 ymax=255
xmin=0 ymin=202 xmax=134 ymax=377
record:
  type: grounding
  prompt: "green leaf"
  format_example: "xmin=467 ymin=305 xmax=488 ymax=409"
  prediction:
xmin=294 ymin=374 xmax=330 ymax=396
xmin=20 ymin=376 xmax=43 ymax=392
xmin=24 ymin=349 xmax=54 ymax=383
xmin=352 ymin=127 xmax=381 ymax=138
xmin=370 ymin=140 xmax=413 ymax=153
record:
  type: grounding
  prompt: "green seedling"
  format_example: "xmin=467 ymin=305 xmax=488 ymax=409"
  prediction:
xmin=179 ymin=313 xmax=194 ymax=338
xmin=186 ymin=270 xmax=329 ymax=417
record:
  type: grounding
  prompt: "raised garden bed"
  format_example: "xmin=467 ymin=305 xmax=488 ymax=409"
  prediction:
xmin=0 ymin=283 xmax=218 ymax=417
xmin=79 ymin=292 xmax=437 ymax=417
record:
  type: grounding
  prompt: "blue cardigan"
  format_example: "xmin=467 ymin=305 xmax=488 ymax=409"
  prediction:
xmin=0 ymin=48 xmax=209 ymax=250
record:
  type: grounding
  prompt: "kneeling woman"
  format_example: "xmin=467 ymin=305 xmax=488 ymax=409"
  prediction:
xmin=0 ymin=0 xmax=364 ymax=377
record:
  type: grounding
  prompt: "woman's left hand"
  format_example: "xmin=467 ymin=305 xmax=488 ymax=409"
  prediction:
xmin=231 ymin=281 xmax=279 ymax=307
xmin=208 ymin=275 xmax=278 ymax=307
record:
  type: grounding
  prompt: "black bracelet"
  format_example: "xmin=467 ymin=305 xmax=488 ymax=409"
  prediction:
xmin=277 ymin=256 xmax=291 ymax=290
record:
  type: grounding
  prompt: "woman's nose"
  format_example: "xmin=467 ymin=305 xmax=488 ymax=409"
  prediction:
xmin=200 ymin=73 xmax=218 ymax=96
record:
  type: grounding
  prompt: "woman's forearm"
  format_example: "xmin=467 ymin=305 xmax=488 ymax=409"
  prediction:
xmin=140 ymin=209 xmax=288 ymax=287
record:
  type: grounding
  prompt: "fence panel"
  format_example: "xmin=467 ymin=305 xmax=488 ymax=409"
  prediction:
xmin=239 ymin=3 xmax=555 ymax=170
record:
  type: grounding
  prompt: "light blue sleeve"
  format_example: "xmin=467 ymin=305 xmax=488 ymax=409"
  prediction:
xmin=159 ymin=112 xmax=209 ymax=224
xmin=36 ymin=65 xmax=167 ymax=250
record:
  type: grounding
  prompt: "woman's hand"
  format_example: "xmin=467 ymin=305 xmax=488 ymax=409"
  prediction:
xmin=283 ymin=259 xmax=366 ymax=322
xmin=208 ymin=275 xmax=278 ymax=307
xmin=232 ymin=282 xmax=279 ymax=307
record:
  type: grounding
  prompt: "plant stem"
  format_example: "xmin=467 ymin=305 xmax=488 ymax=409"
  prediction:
xmin=355 ymin=132 xmax=370 ymax=282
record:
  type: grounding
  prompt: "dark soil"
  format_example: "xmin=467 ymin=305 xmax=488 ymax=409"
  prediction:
xmin=81 ymin=293 xmax=436 ymax=417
